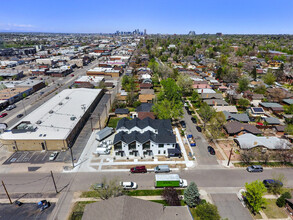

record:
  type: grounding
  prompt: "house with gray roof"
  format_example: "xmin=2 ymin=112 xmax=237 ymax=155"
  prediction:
xmin=82 ymin=196 xmax=193 ymax=220
xmin=203 ymin=99 xmax=228 ymax=106
xmin=234 ymin=133 xmax=291 ymax=150
xmin=224 ymin=121 xmax=262 ymax=136
xmin=260 ymin=102 xmax=284 ymax=113
xmin=283 ymin=99 xmax=293 ymax=105
xmin=264 ymin=117 xmax=281 ymax=125
xmin=113 ymin=117 xmax=176 ymax=157
xmin=223 ymin=111 xmax=250 ymax=123
xmin=200 ymin=93 xmax=223 ymax=100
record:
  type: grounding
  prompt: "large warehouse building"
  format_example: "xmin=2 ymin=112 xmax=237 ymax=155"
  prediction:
xmin=0 ymin=88 xmax=103 ymax=151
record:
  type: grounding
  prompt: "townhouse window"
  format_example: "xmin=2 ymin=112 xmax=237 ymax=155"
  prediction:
xmin=158 ymin=150 xmax=160 ymax=154
xmin=142 ymin=141 xmax=150 ymax=150
xmin=159 ymin=144 xmax=164 ymax=148
xmin=114 ymin=142 xmax=122 ymax=150
xmin=128 ymin=141 xmax=136 ymax=150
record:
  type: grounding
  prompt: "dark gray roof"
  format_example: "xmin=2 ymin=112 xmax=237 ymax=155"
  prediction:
xmin=260 ymin=102 xmax=282 ymax=108
xmin=115 ymin=108 xmax=129 ymax=114
xmin=223 ymin=111 xmax=250 ymax=122
xmin=116 ymin=117 xmax=172 ymax=131
xmin=224 ymin=121 xmax=262 ymax=135
xmin=114 ymin=130 xmax=176 ymax=145
xmin=264 ymin=117 xmax=281 ymax=125
xmin=82 ymin=196 xmax=193 ymax=220
xmin=136 ymin=103 xmax=153 ymax=112
xmin=283 ymin=99 xmax=293 ymax=105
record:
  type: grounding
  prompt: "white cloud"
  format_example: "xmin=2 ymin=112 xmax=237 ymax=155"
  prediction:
xmin=0 ymin=23 xmax=35 ymax=31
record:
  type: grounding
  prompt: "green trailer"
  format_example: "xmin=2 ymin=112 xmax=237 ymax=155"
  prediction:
xmin=155 ymin=174 xmax=188 ymax=188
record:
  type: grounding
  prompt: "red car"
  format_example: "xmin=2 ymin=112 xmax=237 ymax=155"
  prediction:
xmin=0 ymin=113 xmax=7 ymax=118
xmin=130 ymin=166 xmax=147 ymax=173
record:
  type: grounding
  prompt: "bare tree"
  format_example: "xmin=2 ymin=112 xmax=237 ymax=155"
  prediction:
xmin=91 ymin=177 xmax=123 ymax=200
xmin=240 ymin=150 xmax=255 ymax=164
xmin=162 ymin=187 xmax=181 ymax=206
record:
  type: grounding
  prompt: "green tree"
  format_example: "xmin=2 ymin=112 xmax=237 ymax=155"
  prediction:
xmin=216 ymin=67 xmax=223 ymax=80
xmin=184 ymin=182 xmax=201 ymax=207
xmin=250 ymin=66 xmax=257 ymax=81
xmin=191 ymin=90 xmax=199 ymax=103
xmin=237 ymin=98 xmax=250 ymax=109
xmin=92 ymin=178 xmax=123 ymax=200
xmin=152 ymin=99 xmax=183 ymax=120
xmin=208 ymin=112 xmax=226 ymax=140
xmin=284 ymin=104 xmax=293 ymax=114
xmin=244 ymin=180 xmax=267 ymax=214
xmin=254 ymin=85 xmax=266 ymax=94
xmin=159 ymin=78 xmax=182 ymax=102
xmin=238 ymin=76 xmax=250 ymax=92
xmin=263 ymin=71 xmax=276 ymax=85
xmin=198 ymin=103 xmax=216 ymax=130
xmin=195 ymin=202 xmax=221 ymax=220
xmin=176 ymin=74 xmax=193 ymax=96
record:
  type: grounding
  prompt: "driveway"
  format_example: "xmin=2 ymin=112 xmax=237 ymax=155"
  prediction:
xmin=211 ymin=194 xmax=252 ymax=220
xmin=183 ymin=108 xmax=218 ymax=166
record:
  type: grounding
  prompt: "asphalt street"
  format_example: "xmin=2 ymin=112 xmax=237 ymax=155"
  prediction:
xmin=183 ymin=108 xmax=218 ymax=165
xmin=1 ymin=168 xmax=292 ymax=195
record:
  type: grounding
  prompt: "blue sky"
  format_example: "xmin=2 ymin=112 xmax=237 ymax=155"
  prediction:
xmin=0 ymin=0 xmax=293 ymax=34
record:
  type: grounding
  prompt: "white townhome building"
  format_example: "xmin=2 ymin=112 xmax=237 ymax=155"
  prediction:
xmin=113 ymin=117 xmax=179 ymax=157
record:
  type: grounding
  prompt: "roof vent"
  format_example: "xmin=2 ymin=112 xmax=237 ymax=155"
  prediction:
xmin=70 ymin=116 xmax=76 ymax=121
xmin=39 ymin=134 xmax=43 ymax=137
xmin=43 ymin=134 xmax=46 ymax=137
xmin=59 ymin=102 xmax=63 ymax=105
xmin=36 ymin=120 xmax=42 ymax=124
xmin=49 ymin=110 xmax=54 ymax=114
xmin=65 ymin=96 xmax=69 ymax=99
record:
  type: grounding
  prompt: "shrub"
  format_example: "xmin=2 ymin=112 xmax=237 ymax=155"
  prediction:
xmin=276 ymin=192 xmax=292 ymax=207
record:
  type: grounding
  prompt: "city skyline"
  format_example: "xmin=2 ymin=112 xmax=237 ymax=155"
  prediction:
xmin=0 ymin=0 xmax=293 ymax=34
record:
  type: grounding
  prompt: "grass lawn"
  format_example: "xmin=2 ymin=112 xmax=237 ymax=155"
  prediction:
xmin=80 ymin=191 xmax=100 ymax=198
xmin=262 ymin=199 xmax=288 ymax=219
xmin=107 ymin=117 xmax=130 ymax=128
xmin=251 ymin=212 xmax=263 ymax=219
xmin=125 ymin=189 xmax=184 ymax=196
xmin=234 ymin=162 xmax=293 ymax=168
xmin=70 ymin=201 xmax=96 ymax=220
xmin=189 ymin=208 xmax=197 ymax=218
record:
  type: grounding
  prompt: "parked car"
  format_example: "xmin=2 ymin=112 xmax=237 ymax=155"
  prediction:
xmin=237 ymin=189 xmax=247 ymax=207
xmin=130 ymin=166 xmax=147 ymax=173
xmin=263 ymin=179 xmax=283 ymax=188
xmin=14 ymin=200 xmax=23 ymax=206
xmin=92 ymin=183 xmax=109 ymax=190
xmin=191 ymin=117 xmax=197 ymax=123
xmin=0 ymin=113 xmax=8 ymax=118
xmin=187 ymin=110 xmax=192 ymax=115
xmin=6 ymin=104 xmax=16 ymax=111
xmin=17 ymin=114 xmax=24 ymax=118
xmin=207 ymin=146 xmax=215 ymax=155
xmin=246 ymin=165 xmax=263 ymax=172
xmin=120 ymin=181 xmax=138 ymax=190
xmin=180 ymin=120 xmax=186 ymax=128
xmin=71 ymin=74 xmax=74 ymax=77
xmin=154 ymin=165 xmax=170 ymax=173
xmin=196 ymin=126 xmax=202 ymax=132
xmin=49 ymin=151 xmax=59 ymax=161
xmin=37 ymin=200 xmax=50 ymax=211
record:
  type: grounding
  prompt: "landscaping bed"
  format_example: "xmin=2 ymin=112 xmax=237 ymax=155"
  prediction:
xmin=234 ymin=162 xmax=293 ymax=168
xmin=262 ymin=199 xmax=288 ymax=219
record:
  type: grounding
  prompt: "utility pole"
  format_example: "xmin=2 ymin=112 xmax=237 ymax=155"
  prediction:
xmin=50 ymin=171 xmax=58 ymax=194
xmin=69 ymin=147 xmax=74 ymax=168
xmin=2 ymin=181 xmax=12 ymax=204
xmin=227 ymin=148 xmax=233 ymax=166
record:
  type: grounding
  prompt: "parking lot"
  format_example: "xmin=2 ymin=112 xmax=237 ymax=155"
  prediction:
xmin=0 ymin=202 xmax=55 ymax=220
xmin=3 ymin=151 xmax=65 ymax=164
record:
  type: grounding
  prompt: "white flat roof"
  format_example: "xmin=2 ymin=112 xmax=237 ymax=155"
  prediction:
xmin=75 ymin=76 xmax=104 ymax=83
xmin=1 ymin=88 xmax=102 ymax=141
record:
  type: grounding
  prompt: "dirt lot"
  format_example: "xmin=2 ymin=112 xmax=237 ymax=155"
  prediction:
xmin=216 ymin=140 xmax=241 ymax=161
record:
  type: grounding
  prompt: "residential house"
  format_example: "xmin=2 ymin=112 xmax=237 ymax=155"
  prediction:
xmin=264 ymin=117 xmax=281 ymax=125
xmin=213 ymin=106 xmax=238 ymax=113
xmin=113 ymin=117 xmax=177 ymax=157
xmin=139 ymin=94 xmax=155 ymax=103
xmin=234 ymin=133 xmax=291 ymax=150
xmin=224 ymin=121 xmax=262 ymax=136
xmin=223 ymin=111 xmax=250 ymax=123
xmin=283 ymin=99 xmax=293 ymax=105
xmin=82 ymin=196 xmax=193 ymax=220
xmin=247 ymin=107 xmax=266 ymax=117
xmin=139 ymin=83 xmax=153 ymax=90
xmin=115 ymin=108 xmax=130 ymax=118
xmin=274 ymin=125 xmax=286 ymax=136
xmin=203 ymin=99 xmax=228 ymax=106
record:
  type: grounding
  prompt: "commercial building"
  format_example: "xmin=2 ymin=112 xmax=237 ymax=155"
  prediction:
xmin=0 ymin=88 xmax=103 ymax=151
xmin=87 ymin=67 xmax=121 ymax=78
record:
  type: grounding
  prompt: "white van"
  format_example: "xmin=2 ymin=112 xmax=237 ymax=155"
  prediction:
xmin=154 ymin=165 xmax=170 ymax=173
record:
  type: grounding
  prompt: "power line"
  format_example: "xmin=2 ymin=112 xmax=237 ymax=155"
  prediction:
xmin=4 ymin=175 xmax=50 ymax=186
